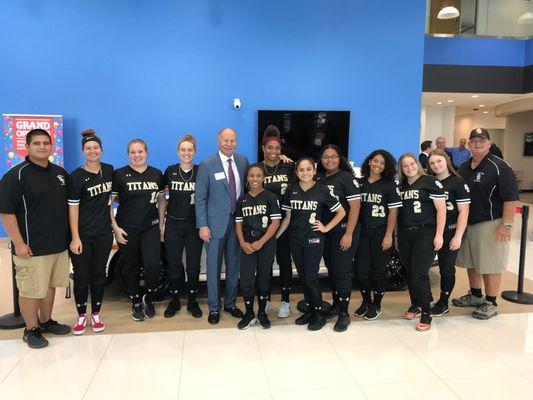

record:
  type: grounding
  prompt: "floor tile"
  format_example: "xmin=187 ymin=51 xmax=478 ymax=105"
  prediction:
xmin=181 ymin=393 xmax=271 ymax=400
xmin=360 ymin=380 xmax=459 ymax=400
xmin=0 ymin=365 xmax=14 ymax=383
xmin=444 ymin=374 xmax=533 ymax=400
xmin=0 ymin=338 xmax=29 ymax=367
xmin=103 ymin=331 xmax=183 ymax=360
xmin=272 ymin=385 xmax=366 ymax=400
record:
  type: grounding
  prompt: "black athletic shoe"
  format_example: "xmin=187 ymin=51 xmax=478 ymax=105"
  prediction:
xmin=430 ymin=301 xmax=449 ymax=317
xmin=333 ymin=312 xmax=350 ymax=332
xmin=224 ymin=306 xmax=244 ymax=319
xmin=237 ymin=312 xmax=256 ymax=330
xmin=132 ymin=304 xmax=145 ymax=321
xmin=23 ymin=327 xmax=49 ymax=349
xmin=364 ymin=304 xmax=382 ymax=321
xmin=257 ymin=311 xmax=271 ymax=329
xmin=39 ymin=319 xmax=70 ymax=335
xmin=187 ymin=301 xmax=203 ymax=318
xmin=164 ymin=299 xmax=181 ymax=318
xmin=322 ymin=303 xmax=340 ymax=319
xmin=143 ymin=294 xmax=155 ymax=319
xmin=295 ymin=311 xmax=313 ymax=325
xmin=354 ymin=303 xmax=369 ymax=317
xmin=308 ymin=312 xmax=326 ymax=331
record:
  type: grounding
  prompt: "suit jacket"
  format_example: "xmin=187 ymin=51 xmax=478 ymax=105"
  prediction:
xmin=195 ymin=152 xmax=249 ymax=238
xmin=418 ymin=152 xmax=429 ymax=170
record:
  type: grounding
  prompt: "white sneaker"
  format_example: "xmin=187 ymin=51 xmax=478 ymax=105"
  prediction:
xmin=278 ymin=301 xmax=291 ymax=318
xmin=265 ymin=301 xmax=272 ymax=313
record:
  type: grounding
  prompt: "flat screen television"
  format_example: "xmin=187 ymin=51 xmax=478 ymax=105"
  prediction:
xmin=257 ymin=110 xmax=350 ymax=162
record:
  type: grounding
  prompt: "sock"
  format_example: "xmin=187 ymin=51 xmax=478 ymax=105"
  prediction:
xmin=281 ymin=287 xmax=290 ymax=303
xmin=471 ymin=288 xmax=482 ymax=298
xmin=486 ymin=295 xmax=497 ymax=306
xmin=130 ymin=294 xmax=141 ymax=307
xmin=373 ymin=291 xmax=384 ymax=308
xmin=360 ymin=289 xmax=372 ymax=304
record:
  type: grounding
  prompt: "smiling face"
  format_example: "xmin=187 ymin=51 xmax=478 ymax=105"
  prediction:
xmin=321 ymin=148 xmax=340 ymax=173
xmin=468 ymin=137 xmax=491 ymax=158
xmin=401 ymin=155 xmax=420 ymax=179
xmin=218 ymin=129 xmax=237 ymax=157
xmin=178 ymin=140 xmax=195 ymax=164
xmin=296 ymin=159 xmax=316 ymax=183
xmin=262 ymin=140 xmax=281 ymax=164
xmin=428 ymin=154 xmax=447 ymax=175
xmin=26 ymin=134 xmax=52 ymax=162
xmin=247 ymin=166 xmax=264 ymax=191
xmin=369 ymin=153 xmax=386 ymax=177
xmin=83 ymin=141 xmax=103 ymax=163
xmin=128 ymin=142 xmax=147 ymax=168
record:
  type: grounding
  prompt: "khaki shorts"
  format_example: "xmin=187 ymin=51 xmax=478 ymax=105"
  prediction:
xmin=457 ymin=219 xmax=510 ymax=274
xmin=14 ymin=250 xmax=70 ymax=299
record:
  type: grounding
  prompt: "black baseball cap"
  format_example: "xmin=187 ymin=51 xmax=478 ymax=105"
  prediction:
xmin=469 ymin=128 xmax=490 ymax=140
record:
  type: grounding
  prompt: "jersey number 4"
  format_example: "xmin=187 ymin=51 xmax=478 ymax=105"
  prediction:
xmin=371 ymin=205 xmax=385 ymax=217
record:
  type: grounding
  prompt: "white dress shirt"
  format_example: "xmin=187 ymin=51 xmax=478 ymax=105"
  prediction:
xmin=218 ymin=151 xmax=242 ymax=197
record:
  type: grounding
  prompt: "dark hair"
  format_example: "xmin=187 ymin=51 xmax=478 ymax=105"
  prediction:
xmin=247 ymin=163 xmax=264 ymax=176
xmin=262 ymin=125 xmax=281 ymax=146
xmin=81 ymin=128 xmax=103 ymax=150
xmin=428 ymin=148 xmax=459 ymax=177
xmin=293 ymin=157 xmax=316 ymax=183
xmin=178 ymin=134 xmax=196 ymax=151
xmin=420 ymin=140 xmax=432 ymax=152
xmin=26 ymin=129 xmax=51 ymax=145
xmin=316 ymin=144 xmax=354 ymax=175
xmin=360 ymin=149 xmax=397 ymax=181
xmin=127 ymin=138 xmax=148 ymax=153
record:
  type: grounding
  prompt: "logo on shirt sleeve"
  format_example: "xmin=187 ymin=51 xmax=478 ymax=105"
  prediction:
xmin=435 ymin=180 xmax=443 ymax=189
xmin=57 ymin=175 xmax=66 ymax=185
xmin=353 ymin=179 xmax=360 ymax=188
xmin=464 ymin=184 xmax=470 ymax=193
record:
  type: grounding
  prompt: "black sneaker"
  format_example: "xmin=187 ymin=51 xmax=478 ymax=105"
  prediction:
xmin=237 ymin=312 xmax=256 ymax=330
xmin=23 ymin=327 xmax=49 ymax=349
xmin=164 ymin=299 xmax=181 ymax=318
xmin=295 ymin=311 xmax=313 ymax=325
xmin=187 ymin=301 xmax=203 ymax=318
xmin=308 ymin=312 xmax=326 ymax=331
xmin=143 ymin=294 xmax=155 ymax=319
xmin=354 ymin=303 xmax=369 ymax=317
xmin=322 ymin=303 xmax=340 ymax=319
xmin=257 ymin=312 xmax=271 ymax=329
xmin=430 ymin=301 xmax=449 ymax=317
xmin=333 ymin=312 xmax=350 ymax=332
xmin=39 ymin=319 xmax=70 ymax=335
xmin=132 ymin=304 xmax=145 ymax=321
xmin=364 ymin=304 xmax=382 ymax=321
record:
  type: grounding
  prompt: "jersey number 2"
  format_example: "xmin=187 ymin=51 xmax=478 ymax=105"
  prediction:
xmin=413 ymin=201 xmax=422 ymax=214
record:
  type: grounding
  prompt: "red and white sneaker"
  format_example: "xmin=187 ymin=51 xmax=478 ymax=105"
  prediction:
xmin=73 ymin=314 xmax=87 ymax=335
xmin=91 ymin=312 xmax=105 ymax=333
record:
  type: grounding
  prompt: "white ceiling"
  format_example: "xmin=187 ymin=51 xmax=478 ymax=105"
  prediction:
xmin=421 ymin=92 xmax=533 ymax=115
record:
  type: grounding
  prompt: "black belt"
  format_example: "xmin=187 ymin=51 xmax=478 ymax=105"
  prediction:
xmin=167 ymin=215 xmax=193 ymax=221
xmin=362 ymin=224 xmax=385 ymax=229
xmin=403 ymin=223 xmax=434 ymax=231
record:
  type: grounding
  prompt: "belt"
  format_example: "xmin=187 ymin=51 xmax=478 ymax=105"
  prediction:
xmin=167 ymin=215 xmax=193 ymax=221
xmin=403 ymin=223 xmax=434 ymax=231
xmin=249 ymin=229 xmax=265 ymax=238
xmin=447 ymin=223 xmax=457 ymax=231
xmin=362 ymin=224 xmax=384 ymax=229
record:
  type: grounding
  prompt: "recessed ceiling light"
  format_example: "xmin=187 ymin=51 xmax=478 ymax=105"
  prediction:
xmin=483 ymin=111 xmax=489 ymax=114
xmin=472 ymin=95 xmax=479 ymax=98
xmin=479 ymin=104 xmax=485 ymax=107
xmin=447 ymin=100 xmax=454 ymax=103
xmin=437 ymin=102 xmax=442 ymax=105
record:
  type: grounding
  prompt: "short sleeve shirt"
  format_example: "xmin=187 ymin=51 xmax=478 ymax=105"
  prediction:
xmin=282 ymin=182 xmax=341 ymax=247
xmin=440 ymin=175 xmax=470 ymax=227
xmin=399 ymin=175 xmax=446 ymax=227
xmin=0 ymin=157 xmax=69 ymax=256
xmin=458 ymin=154 xmax=519 ymax=225
xmin=112 ymin=165 xmax=165 ymax=232
xmin=235 ymin=189 xmax=281 ymax=241
xmin=262 ymin=162 xmax=294 ymax=201
xmin=164 ymin=164 xmax=198 ymax=220
xmin=68 ymin=163 xmax=113 ymax=238
xmin=358 ymin=177 xmax=402 ymax=227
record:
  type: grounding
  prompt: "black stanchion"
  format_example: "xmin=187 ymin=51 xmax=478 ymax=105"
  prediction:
xmin=502 ymin=205 xmax=533 ymax=305
xmin=0 ymin=255 xmax=25 ymax=329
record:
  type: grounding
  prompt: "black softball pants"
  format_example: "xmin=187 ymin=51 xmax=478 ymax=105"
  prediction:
xmin=436 ymin=228 xmax=460 ymax=303
xmin=118 ymin=224 xmax=161 ymax=304
xmin=276 ymin=230 xmax=293 ymax=301
xmin=323 ymin=227 xmax=358 ymax=296
xmin=69 ymin=233 xmax=113 ymax=314
xmin=164 ymin=218 xmax=203 ymax=294
xmin=290 ymin=242 xmax=324 ymax=310
xmin=240 ymin=237 xmax=276 ymax=298
xmin=398 ymin=226 xmax=436 ymax=314
xmin=354 ymin=225 xmax=391 ymax=295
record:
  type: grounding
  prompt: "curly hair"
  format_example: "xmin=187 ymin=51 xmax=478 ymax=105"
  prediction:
xmin=316 ymin=144 xmax=354 ymax=175
xmin=360 ymin=149 xmax=397 ymax=181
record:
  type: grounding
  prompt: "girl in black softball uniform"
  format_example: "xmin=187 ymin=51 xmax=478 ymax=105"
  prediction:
xmin=68 ymin=129 xmax=113 ymax=335
xmin=398 ymin=153 xmax=446 ymax=332
xmin=235 ymin=164 xmax=281 ymax=330
xmin=261 ymin=126 xmax=294 ymax=318
xmin=277 ymin=157 xmax=345 ymax=332
xmin=354 ymin=150 xmax=402 ymax=321
xmin=162 ymin=135 xmax=204 ymax=319
xmin=111 ymin=139 xmax=165 ymax=322
xmin=316 ymin=144 xmax=360 ymax=332
xmin=428 ymin=149 xmax=470 ymax=316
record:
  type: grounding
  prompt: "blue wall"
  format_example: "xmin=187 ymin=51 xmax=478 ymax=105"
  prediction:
xmin=0 ymin=0 xmax=426 ymax=173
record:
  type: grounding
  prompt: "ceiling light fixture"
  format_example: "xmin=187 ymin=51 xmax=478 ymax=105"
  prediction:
xmin=472 ymin=95 xmax=479 ymax=98
xmin=479 ymin=104 xmax=485 ymax=107
xmin=483 ymin=111 xmax=489 ymax=114
xmin=437 ymin=102 xmax=442 ymax=105
xmin=447 ymin=100 xmax=454 ymax=103
xmin=518 ymin=12 xmax=533 ymax=25
xmin=437 ymin=6 xmax=460 ymax=20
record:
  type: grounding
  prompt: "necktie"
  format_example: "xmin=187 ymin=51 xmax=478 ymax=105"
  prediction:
xmin=227 ymin=158 xmax=237 ymax=214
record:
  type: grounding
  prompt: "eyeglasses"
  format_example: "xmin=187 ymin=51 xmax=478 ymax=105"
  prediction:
xmin=469 ymin=138 xmax=488 ymax=145
xmin=321 ymin=155 xmax=339 ymax=160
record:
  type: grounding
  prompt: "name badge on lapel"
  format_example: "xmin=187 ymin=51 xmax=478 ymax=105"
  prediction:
xmin=214 ymin=172 xmax=225 ymax=180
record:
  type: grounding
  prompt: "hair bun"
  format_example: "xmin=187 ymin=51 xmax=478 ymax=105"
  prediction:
xmin=263 ymin=125 xmax=280 ymax=138
xmin=81 ymin=128 xmax=96 ymax=138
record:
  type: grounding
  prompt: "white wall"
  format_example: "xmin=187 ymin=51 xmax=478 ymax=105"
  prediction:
xmin=504 ymin=110 xmax=533 ymax=190
xmin=454 ymin=110 xmax=506 ymax=146
xmin=421 ymin=106 xmax=456 ymax=145
xmin=477 ymin=0 xmax=533 ymax=36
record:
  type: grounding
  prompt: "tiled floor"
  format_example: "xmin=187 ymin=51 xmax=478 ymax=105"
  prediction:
xmin=1 ymin=313 xmax=533 ymax=399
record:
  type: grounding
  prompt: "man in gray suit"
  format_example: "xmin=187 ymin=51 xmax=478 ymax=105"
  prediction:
xmin=195 ymin=128 xmax=249 ymax=324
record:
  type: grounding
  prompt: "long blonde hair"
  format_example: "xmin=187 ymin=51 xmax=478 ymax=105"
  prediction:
xmin=397 ymin=152 xmax=426 ymax=184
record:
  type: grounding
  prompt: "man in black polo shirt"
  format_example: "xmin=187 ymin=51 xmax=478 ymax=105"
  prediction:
xmin=0 ymin=129 xmax=71 ymax=348
xmin=452 ymin=128 xmax=519 ymax=320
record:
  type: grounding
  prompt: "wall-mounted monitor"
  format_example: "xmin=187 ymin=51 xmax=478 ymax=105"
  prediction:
xmin=524 ymin=132 xmax=533 ymax=156
xmin=258 ymin=110 xmax=350 ymax=162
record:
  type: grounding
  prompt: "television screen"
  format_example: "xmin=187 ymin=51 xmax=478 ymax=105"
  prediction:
xmin=258 ymin=110 xmax=350 ymax=162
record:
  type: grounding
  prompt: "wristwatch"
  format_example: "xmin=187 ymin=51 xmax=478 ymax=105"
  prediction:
xmin=502 ymin=222 xmax=513 ymax=229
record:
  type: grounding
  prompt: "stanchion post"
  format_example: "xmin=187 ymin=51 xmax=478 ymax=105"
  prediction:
xmin=502 ymin=205 xmax=533 ymax=304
